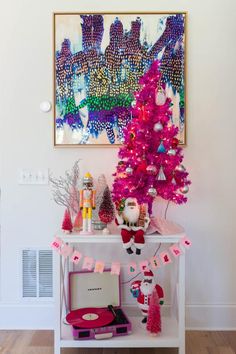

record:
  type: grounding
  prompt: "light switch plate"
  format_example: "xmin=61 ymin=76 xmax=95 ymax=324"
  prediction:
xmin=18 ymin=169 xmax=49 ymax=185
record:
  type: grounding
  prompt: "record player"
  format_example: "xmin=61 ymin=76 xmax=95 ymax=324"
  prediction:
xmin=66 ymin=270 xmax=132 ymax=340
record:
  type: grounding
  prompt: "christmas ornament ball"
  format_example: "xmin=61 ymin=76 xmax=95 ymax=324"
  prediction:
xmin=146 ymin=165 xmax=158 ymax=175
xmin=172 ymin=137 xmax=179 ymax=148
xmin=176 ymin=164 xmax=186 ymax=172
xmin=126 ymin=167 xmax=133 ymax=175
xmin=137 ymin=160 xmax=147 ymax=173
xmin=167 ymin=149 xmax=176 ymax=156
xmin=153 ymin=122 xmax=163 ymax=132
xmin=130 ymin=132 xmax=135 ymax=140
xmin=180 ymin=185 xmax=189 ymax=194
xmin=148 ymin=187 xmax=157 ymax=197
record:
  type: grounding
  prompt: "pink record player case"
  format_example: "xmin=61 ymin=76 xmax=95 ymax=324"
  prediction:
xmin=66 ymin=270 xmax=132 ymax=340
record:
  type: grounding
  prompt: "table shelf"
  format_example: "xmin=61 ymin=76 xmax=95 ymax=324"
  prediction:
xmin=60 ymin=315 xmax=179 ymax=348
xmin=58 ymin=232 xmax=185 ymax=244
xmin=54 ymin=232 xmax=186 ymax=354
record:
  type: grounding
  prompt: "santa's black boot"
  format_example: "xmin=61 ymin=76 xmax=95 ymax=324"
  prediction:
xmin=136 ymin=248 xmax=141 ymax=255
xmin=142 ymin=317 xmax=147 ymax=324
xmin=126 ymin=247 xmax=133 ymax=255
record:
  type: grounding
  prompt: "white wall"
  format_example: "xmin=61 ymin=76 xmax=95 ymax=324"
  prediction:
xmin=0 ymin=0 xmax=236 ymax=329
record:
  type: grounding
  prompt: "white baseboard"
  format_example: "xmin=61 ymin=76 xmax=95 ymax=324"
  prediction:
xmin=186 ymin=304 xmax=236 ymax=330
xmin=0 ymin=302 xmax=54 ymax=330
xmin=0 ymin=302 xmax=236 ymax=330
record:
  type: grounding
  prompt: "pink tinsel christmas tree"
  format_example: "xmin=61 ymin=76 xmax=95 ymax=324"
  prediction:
xmin=112 ymin=61 xmax=190 ymax=214
xmin=146 ymin=289 xmax=161 ymax=335
xmin=61 ymin=209 xmax=73 ymax=233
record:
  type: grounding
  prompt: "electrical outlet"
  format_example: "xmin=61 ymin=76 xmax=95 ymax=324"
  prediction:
xmin=18 ymin=169 xmax=49 ymax=185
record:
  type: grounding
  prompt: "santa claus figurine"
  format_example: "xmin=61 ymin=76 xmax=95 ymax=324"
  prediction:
xmin=115 ymin=197 xmax=150 ymax=255
xmin=130 ymin=268 xmax=164 ymax=323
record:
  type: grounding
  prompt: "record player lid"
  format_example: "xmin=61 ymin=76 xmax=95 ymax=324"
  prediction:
xmin=69 ymin=270 xmax=121 ymax=311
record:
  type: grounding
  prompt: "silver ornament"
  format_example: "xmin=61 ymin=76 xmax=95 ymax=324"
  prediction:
xmin=155 ymin=88 xmax=166 ymax=106
xmin=167 ymin=149 xmax=176 ymax=156
xmin=171 ymin=177 xmax=177 ymax=185
xmin=146 ymin=165 xmax=157 ymax=175
xmin=148 ymin=187 xmax=157 ymax=197
xmin=126 ymin=167 xmax=133 ymax=175
xmin=153 ymin=122 xmax=163 ymax=132
xmin=131 ymin=99 xmax=136 ymax=108
xmin=176 ymin=164 xmax=186 ymax=172
xmin=157 ymin=166 xmax=166 ymax=181
xmin=180 ymin=185 xmax=189 ymax=194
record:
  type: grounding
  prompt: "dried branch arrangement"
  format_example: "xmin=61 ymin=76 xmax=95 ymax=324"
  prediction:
xmin=49 ymin=160 xmax=81 ymax=216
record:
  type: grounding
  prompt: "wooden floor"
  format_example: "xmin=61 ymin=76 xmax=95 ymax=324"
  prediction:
xmin=0 ymin=331 xmax=235 ymax=354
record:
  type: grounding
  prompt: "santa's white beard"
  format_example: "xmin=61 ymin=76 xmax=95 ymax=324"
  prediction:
xmin=123 ymin=206 xmax=140 ymax=224
xmin=140 ymin=281 xmax=155 ymax=296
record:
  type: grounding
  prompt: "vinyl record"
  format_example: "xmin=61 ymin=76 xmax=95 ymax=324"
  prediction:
xmin=66 ymin=307 xmax=115 ymax=329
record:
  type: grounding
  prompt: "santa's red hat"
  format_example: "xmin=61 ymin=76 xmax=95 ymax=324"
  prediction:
xmin=131 ymin=280 xmax=141 ymax=290
xmin=144 ymin=269 xmax=154 ymax=280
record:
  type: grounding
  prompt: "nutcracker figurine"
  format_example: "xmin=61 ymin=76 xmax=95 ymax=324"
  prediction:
xmin=79 ymin=172 xmax=96 ymax=234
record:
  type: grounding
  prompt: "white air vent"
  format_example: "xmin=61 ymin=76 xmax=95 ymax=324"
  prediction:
xmin=39 ymin=250 xmax=53 ymax=297
xmin=22 ymin=249 xmax=53 ymax=298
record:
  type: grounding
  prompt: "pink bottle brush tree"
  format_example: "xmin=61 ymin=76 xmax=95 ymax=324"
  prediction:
xmin=98 ymin=186 xmax=115 ymax=234
xmin=61 ymin=209 xmax=73 ymax=233
xmin=146 ymin=289 xmax=161 ymax=335
xmin=112 ymin=60 xmax=191 ymax=215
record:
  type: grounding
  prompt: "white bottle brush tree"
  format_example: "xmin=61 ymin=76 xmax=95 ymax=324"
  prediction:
xmin=92 ymin=174 xmax=108 ymax=225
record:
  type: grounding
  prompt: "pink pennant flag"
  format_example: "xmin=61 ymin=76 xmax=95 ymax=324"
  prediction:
xmin=111 ymin=262 xmax=121 ymax=275
xmin=139 ymin=260 xmax=149 ymax=272
xmin=94 ymin=261 xmax=105 ymax=274
xmin=181 ymin=236 xmax=192 ymax=249
xmin=169 ymin=244 xmax=183 ymax=258
xmin=150 ymin=256 xmax=160 ymax=269
xmin=60 ymin=244 xmax=73 ymax=258
xmin=128 ymin=262 xmax=137 ymax=275
xmin=82 ymin=256 xmax=94 ymax=271
xmin=71 ymin=251 xmax=82 ymax=264
xmin=50 ymin=237 xmax=63 ymax=252
xmin=160 ymin=251 xmax=172 ymax=265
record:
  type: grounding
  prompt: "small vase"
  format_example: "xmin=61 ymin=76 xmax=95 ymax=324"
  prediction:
xmin=92 ymin=220 xmax=107 ymax=230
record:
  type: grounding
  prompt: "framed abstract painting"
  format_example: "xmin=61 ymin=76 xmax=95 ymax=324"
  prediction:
xmin=53 ymin=12 xmax=186 ymax=146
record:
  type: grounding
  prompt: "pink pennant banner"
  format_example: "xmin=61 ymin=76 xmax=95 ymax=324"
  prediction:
xmin=50 ymin=237 xmax=63 ymax=251
xmin=181 ymin=236 xmax=192 ymax=249
xmin=71 ymin=251 xmax=82 ymax=264
xmin=50 ymin=234 xmax=192 ymax=273
xmin=82 ymin=256 xmax=94 ymax=271
xmin=128 ymin=262 xmax=137 ymax=275
xmin=150 ymin=256 xmax=160 ymax=269
xmin=160 ymin=251 xmax=172 ymax=265
xmin=94 ymin=261 xmax=105 ymax=274
xmin=139 ymin=260 xmax=149 ymax=272
xmin=59 ymin=244 xmax=73 ymax=258
xmin=111 ymin=262 xmax=121 ymax=275
xmin=169 ymin=244 xmax=183 ymax=258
